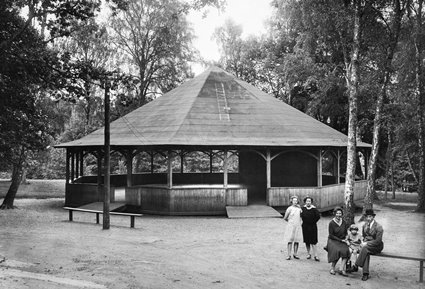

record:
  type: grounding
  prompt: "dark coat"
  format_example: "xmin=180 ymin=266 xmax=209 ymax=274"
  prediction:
xmin=301 ymin=206 xmax=320 ymax=245
xmin=362 ymin=221 xmax=384 ymax=253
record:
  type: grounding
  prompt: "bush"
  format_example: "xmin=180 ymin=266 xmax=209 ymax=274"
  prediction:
xmin=375 ymin=176 xmax=393 ymax=191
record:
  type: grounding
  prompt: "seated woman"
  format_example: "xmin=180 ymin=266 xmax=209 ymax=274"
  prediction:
xmin=326 ymin=207 xmax=350 ymax=276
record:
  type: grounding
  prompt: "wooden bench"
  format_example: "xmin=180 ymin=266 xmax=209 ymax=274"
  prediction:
xmin=376 ymin=252 xmax=425 ymax=282
xmin=63 ymin=207 xmax=142 ymax=228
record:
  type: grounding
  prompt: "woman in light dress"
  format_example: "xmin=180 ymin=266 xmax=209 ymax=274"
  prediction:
xmin=283 ymin=195 xmax=303 ymax=260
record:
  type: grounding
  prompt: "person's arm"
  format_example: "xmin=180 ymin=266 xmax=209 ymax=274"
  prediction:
xmin=283 ymin=207 xmax=290 ymax=222
xmin=361 ymin=224 xmax=368 ymax=246
xmin=314 ymin=208 xmax=321 ymax=223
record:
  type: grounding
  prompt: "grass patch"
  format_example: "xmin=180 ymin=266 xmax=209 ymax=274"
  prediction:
xmin=376 ymin=190 xmax=418 ymax=203
xmin=0 ymin=179 xmax=65 ymax=199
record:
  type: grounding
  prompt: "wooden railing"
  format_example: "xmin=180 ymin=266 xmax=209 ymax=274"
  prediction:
xmin=125 ymin=185 xmax=247 ymax=215
xmin=267 ymin=180 xmax=367 ymax=211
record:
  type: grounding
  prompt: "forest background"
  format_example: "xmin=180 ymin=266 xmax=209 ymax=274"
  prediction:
xmin=1 ymin=0 xmax=424 ymax=214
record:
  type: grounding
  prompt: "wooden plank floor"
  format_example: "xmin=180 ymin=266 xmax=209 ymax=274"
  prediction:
xmin=226 ymin=205 xmax=283 ymax=219
xmin=78 ymin=202 xmax=126 ymax=212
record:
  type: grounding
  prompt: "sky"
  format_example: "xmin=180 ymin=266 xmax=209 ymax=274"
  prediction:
xmin=188 ymin=0 xmax=273 ymax=75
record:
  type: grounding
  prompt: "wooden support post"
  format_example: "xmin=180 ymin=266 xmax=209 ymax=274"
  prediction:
xmin=180 ymin=151 xmax=184 ymax=173
xmin=70 ymin=152 xmax=75 ymax=182
xmin=126 ymin=151 xmax=133 ymax=187
xmin=103 ymin=81 xmax=111 ymax=230
xmin=266 ymin=149 xmax=271 ymax=189
xmin=364 ymin=150 xmax=369 ymax=179
xmin=333 ymin=156 xmax=337 ymax=183
xmin=80 ymin=151 xmax=84 ymax=177
xmin=75 ymin=152 xmax=79 ymax=179
xmin=97 ymin=151 xmax=103 ymax=198
xmin=317 ymin=150 xmax=322 ymax=187
xmin=223 ymin=150 xmax=228 ymax=189
xmin=65 ymin=150 xmax=70 ymax=184
xmin=420 ymin=260 xmax=424 ymax=282
xmin=96 ymin=213 xmax=100 ymax=224
xmin=150 ymin=151 xmax=154 ymax=174
xmin=167 ymin=150 xmax=173 ymax=189
xmin=130 ymin=216 xmax=135 ymax=228
xmin=210 ymin=150 xmax=213 ymax=173
xmin=69 ymin=210 xmax=73 ymax=221
xmin=337 ymin=150 xmax=341 ymax=184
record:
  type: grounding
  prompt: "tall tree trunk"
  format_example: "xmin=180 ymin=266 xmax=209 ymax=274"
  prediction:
xmin=391 ymin=153 xmax=396 ymax=199
xmin=384 ymin=131 xmax=392 ymax=200
xmin=344 ymin=0 xmax=361 ymax=224
xmin=364 ymin=0 xmax=403 ymax=213
xmin=405 ymin=150 xmax=418 ymax=183
xmin=1 ymin=148 xmax=26 ymax=209
xmin=414 ymin=0 xmax=425 ymax=212
xmin=20 ymin=168 xmax=27 ymax=184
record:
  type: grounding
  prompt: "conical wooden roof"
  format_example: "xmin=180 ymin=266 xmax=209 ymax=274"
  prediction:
xmin=57 ymin=66 xmax=370 ymax=148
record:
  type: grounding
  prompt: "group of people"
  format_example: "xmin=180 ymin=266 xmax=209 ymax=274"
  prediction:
xmin=283 ymin=196 xmax=384 ymax=281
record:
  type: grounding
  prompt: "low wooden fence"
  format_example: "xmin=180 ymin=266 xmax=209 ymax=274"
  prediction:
xmin=125 ymin=184 xmax=247 ymax=215
xmin=267 ymin=180 xmax=367 ymax=211
xmin=65 ymin=183 xmax=115 ymax=207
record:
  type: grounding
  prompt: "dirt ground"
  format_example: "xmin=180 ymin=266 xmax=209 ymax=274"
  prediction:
xmin=0 ymin=191 xmax=424 ymax=289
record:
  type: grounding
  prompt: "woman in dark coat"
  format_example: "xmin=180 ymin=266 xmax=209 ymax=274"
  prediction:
xmin=301 ymin=196 xmax=320 ymax=261
xmin=326 ymin=207 xmax=350 ymax=276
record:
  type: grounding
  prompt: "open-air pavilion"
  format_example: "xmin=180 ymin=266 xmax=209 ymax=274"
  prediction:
xmin=56 ymin=66 xmax=370 ymax=216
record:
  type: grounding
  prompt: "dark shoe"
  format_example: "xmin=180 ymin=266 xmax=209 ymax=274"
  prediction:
xmin=286 ymin=256 xmax=291 ymax=260
xmin=361 ymin=274 xmax=369 ymax=281
xmin=330 ymin=269 xmax=336 ymax=275
xmin=346 ymin=261 xmax=351 ymax=269
xmin=352 ymin=265 xmax=358 ymax=272
xmin=314 ymin=256 xmax=320 ymax=262
xmin=293 ymin=255 xmax=300 ymax=259
xmin=306 ymin=254 xmax=311 ymax=259
xmin=339 ymin=271 xmax=348 ymax=277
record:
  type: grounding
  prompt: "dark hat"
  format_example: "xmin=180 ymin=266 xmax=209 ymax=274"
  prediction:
xmin=365 ymin=209 xmax=376 ymax=216
xmin=303 ymin=196 xmax=313 ymax=203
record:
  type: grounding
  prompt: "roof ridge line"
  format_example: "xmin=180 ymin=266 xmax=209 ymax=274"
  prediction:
xmin=168 ymin=71 xmax=211 ymax=143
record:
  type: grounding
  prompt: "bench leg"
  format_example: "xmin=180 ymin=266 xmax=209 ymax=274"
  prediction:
xmin=69 ymin=210 xmax=73 ymax=222
xmin=96 ymin=213 xmax=100 ymax=224
xmin=420 ymin=260 xmax=424 ymax=283
xmin=130 ymin=216 xmax=135 ymax=228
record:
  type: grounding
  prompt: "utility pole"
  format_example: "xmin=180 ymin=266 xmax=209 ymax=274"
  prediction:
xmin=103 ymin=78 xmax=110 ymax=230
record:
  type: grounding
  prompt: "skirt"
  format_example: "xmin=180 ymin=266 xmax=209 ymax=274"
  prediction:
xmin=327 ymin=239 xmax=350 ymax=263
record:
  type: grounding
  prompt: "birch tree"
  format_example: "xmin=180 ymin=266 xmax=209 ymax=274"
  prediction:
xmin=363 ymin=0 xmax=405 ymax=213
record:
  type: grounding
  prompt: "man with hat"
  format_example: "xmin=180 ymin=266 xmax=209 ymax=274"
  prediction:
xmin=352 ymin=209 xmax=384 ymax=281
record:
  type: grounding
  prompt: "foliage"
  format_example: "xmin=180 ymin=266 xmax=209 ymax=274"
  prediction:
xmin=109 ymin=0 xmax=197 ymax=109
xmin=0 ymin=5 xmax=54 ymax=168
xmin=54 ymin=20 xmax=115 ymax=128
xmin=0 ymin=0 xmax=124 ymax=208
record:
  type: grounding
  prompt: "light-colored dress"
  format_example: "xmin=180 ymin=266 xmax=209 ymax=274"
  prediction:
xmin=283 ymin=205 xmax=303 ymax=243
xmin=346 ymin=232 xmax=361 ymax=253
